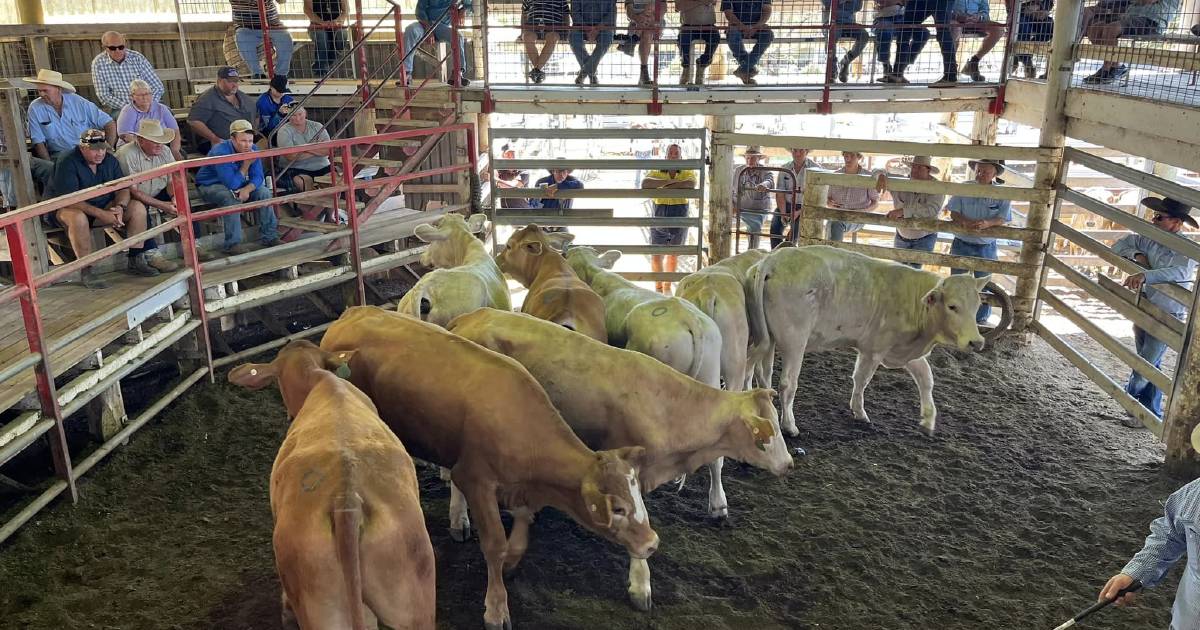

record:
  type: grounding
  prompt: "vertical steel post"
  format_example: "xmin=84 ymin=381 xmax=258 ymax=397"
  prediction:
xmin=257 ymin=0 xmax=276 ymax=77
xmin=451 ymin=5 xmax=464 ymax=85
xmin=5 ymin=224 xmax=77 ymax=502
xmin=355 ymin=0 xmax=372 ymax=103
xmin=172 ymin=170 xmax=215 ymax=380
xmin=819 ymin=0 xmax=840 ymax=113
xmin=341 ymin=145 xmax=367 ymax=305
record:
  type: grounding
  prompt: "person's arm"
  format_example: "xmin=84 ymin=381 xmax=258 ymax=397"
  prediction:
xmin=248 ymin=156 xmax=266 ymax=189
xmin=304 ymin=0 xmax=320 ymax=21
xmin=1110 ymin=234 xmax=1143 ymax=260
xmin=214 ymin=158 xmax=250 ymax=192
xmin=110 ymin=186 xmax=132 ymax=210
xmin=32 ymin=143 xmax=50 ymax=161
xmin=723 ymin=0 xmax=747 ymax=28
xmin=1102 ymin=485 xmax=1194 ymax=607
xmin=103 ymin=120 xmax=118 ymax=148
xmin=188 ymin=119 xmax=222 ymax=147
xmin=754 ymin=1 xmax=772 ymax=27
xmin=863 ymin=184 xmax=881 ymax=212
xmin=976 ymin=199 xmax=1011 ymax=229
xmin=1141 ymin=250 xmax=1198 ymax=287
xmin=642 ymin=171 xmax=672 ymax=189
xmin=139 ymin=55 xmax=166 ymax=104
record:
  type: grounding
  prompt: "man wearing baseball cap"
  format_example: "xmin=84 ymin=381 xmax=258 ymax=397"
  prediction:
xmin=48 ymin=129 xmax=159 ymax=288
xmin=187 ymin=67 xmax=257 ymax=154
xmin=194 ymin=119 xmax=280 ymax=256
xmin=1112 ymin=196 xmax=1199 ymax=421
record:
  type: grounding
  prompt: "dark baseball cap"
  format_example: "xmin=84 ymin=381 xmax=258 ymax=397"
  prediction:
xmin=217 ymin=66 xmax=242 ymax=81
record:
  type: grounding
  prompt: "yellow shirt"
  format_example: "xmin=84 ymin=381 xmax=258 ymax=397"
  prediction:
xmin=645 ymin=169 xmax=697 ymax=206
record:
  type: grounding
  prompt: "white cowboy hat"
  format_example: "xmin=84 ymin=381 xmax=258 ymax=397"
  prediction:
xmin=133 ymin=119 xmax=177 ymax=145
xmin=21 ymin=69 xmax=76 ymax=93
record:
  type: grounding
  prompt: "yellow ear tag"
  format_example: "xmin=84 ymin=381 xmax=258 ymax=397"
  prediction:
xmin=335 ymin=363 xmax=352 ymax=380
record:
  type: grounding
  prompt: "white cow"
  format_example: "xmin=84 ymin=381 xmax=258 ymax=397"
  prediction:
xmin=747 ymin=245 xmax=987 ymax=436
xmin=675 ymin=248 xmax=767 ymax=391
xmin=397 ymin=213 xmax=511 ymax=327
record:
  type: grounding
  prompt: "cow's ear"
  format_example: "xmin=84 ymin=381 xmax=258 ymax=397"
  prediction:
xmin=523 ymin=241 xmax=544 ymax=256
xmin=324 ymin=349 xmax=356 ymax=378
xmin=228 ymin=362 xmax=277 ymax=390
xmin=598 ymin=250 xmax=622 ymax=269
xmin=743 ymin=415 xmax=777 ymax=449
xmin=466 ymin=213 xmax=488 ymax=233
xmin=923 ymin=289 xmax=942 ymax=306
xmin=414 ymin=223 xmax=448 ymax=243
xmin=614 ymin=445 xmax=647 ymax=469
xmin=974 ymin=275 xmax=990 ymax=291
xmin=544 ymin=231 xmax=576 ymax=251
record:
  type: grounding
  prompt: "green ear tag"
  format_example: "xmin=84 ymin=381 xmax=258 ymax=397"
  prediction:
xmin=757 ymin=440 xmax=767 ymax=452
xmin=335 ymin=363 xmax=352 ymax=380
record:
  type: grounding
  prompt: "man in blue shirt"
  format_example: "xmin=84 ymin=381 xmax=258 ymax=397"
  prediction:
xmin=535 ymin=166 xmax=584 ymax=223
xmin=945 ymin=158 xmax=1011 ymax=324
xmin=821 ymin=0 xmax=869 ymax=83
xmin=195 ymin=120 xmax=281 ymax=256
xmin=403 ymin=0 xmax=472 ymax=86
xmin=23 ymin=69 xmax=116 ymax=189
xmin=1111 ymin=197 xmax=1198 ymax=419
xmin=722 ymin=0 xmax=774 ymax=84
xmin=570 ymin=0 xmax=618 ymax=85
xmin=1100 ymin=466 xmax=1200 ymax=628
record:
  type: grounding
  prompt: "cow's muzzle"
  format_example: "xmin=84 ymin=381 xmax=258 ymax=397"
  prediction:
xmin=968 ymin=338 xmax=985 ymax=352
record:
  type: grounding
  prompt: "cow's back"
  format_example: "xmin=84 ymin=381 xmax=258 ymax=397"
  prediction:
xmin=524 ymin=272 xmax=608 ymax=343
xmin=623 ymin=297 xmax=722 ymax=387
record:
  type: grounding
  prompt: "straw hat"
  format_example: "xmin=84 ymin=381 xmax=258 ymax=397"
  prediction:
xmin=133 ymin=119 xmax=176 ymax=145
xmin=743 ymin=145 xmax=765 ymax=157
xmin=907 ymin=155 xmax=941 ymax=175
xmin=968 ymin=158 xmax=1006 ymax=184
xmin=21 ymin=69 xmax=76 ymax=93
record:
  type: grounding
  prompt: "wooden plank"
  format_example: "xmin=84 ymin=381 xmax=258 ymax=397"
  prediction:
xmin=1063 ymin=148 xmax=1200 ymax=211
xmin=1050 ymin=220 xmax=1194 ymax=306
xmin=1038 ymin=288 xmax=1172 ymax=392
xmin=809 ymin=171 xmax=1050 ymax=204
xmin=714 ymin=132 xmax=1057 ymax=163
xmin=807 ymin=205 xmax=1043 ymax=242
xmin=490 ymin=128 xmax=708 ymax=140
xmin=798 ymin=237 xmax=1036 ymax=277
xmin=573 ymin=245 xmax=698 ymax=256
xmin=496 ymin=188 xmax=702 ymax=200
xmin=1075 ymin=43 xmax=1200 ymax=73
xmin=1044 ymin=255 xmax=1184 ymax=350
xmin=1096 ymin=274 xmax=1187 ymax=337
xmin=491 ymin=216 xmax=699 ymax=227
xmin=278 ymin=217 xmax=345 ymax=234
xmin=494 ymin=208 xmax=614 ymax=218
xmin=493 ymin=159 xmax=705 ymax=171
xmin=1031 ymin=320 xmax=1163 ymax=437
xmin=1058 ymin=188 xmax=1200 ymax=262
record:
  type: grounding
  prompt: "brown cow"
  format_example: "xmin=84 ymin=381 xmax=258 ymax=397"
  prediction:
xmin=321 ymin=306 xmax=659 ymax=630
xmin=495 ymin=225 xmax=607 ymax=343
xmin=448 ymin=307 xmax=793 ymax=611
xmin=228 ymin=340 xmax=435 ymax=630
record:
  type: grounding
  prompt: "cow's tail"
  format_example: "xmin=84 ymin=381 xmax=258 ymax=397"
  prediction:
xmin=333 ymin=490 xmax=368 ymax=630
xmin=745 ymin=260 xmax=771 ymax=366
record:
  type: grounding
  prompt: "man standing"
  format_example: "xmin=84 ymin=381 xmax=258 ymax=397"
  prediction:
xmin=48 ymin=129 xmax=159 ymax=288
xmin=90 ymin=31 xmax=165 ymax=116
xmin=187 ymin=67 xmax=257 ymax=155
xmin=569 ymin=0 xmax=617 ymax=85
xmin=195 ymin=120 xmax=281 ymax=256
xmin=23 ymin=69 xmax=115 ymax=188
xmin=115 ymin=120 xmax=183 ymax=272
xmin=496 ymin=145 xmax=531 ymax=209
xmin=535 ymin=164 xmax=584 ymax=213
xmin=733 ymin=146 xmax=773 ymax=250
xmin=230 ymin=0 xmax=294 ymax=79
xmin=404 ymin=0 xmax=472 ymax=86
xmin=946 ymin=158 xmax=1010 ymax=324
xmin=826 ymin=150 xmax=880 ymax=242
xmin=641 ymin=143 xmax=697 ymax=293
xmin=722 ymin=0 xmax=774 ymax=84
xmin=772 ymin=146 xmax=821 ymax=248
xmin=877 ymin=155 xmax=945 ymax=267
xmin=1112 ymin=197 xmax=1198 ymax=420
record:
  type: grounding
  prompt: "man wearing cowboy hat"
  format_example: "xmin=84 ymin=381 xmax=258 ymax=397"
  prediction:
xmin=1111 ymin=197 xmax=1199 ymax=420
xmin=115 ymin=120 xmax=184 ymax=273
xmin=22 ymin=69 xmax=116 ymax=189
xmin=194 ymin=119 xmax=281 ymax=256
xmin=876 ymin=155 xmax=946 ymax=268
xmin=48 ymin=129 xmax=159 ymax=288
xmin=826 ymin=150 xmax=880 ymax=242
xmin=772 ymin=146 xmax=821 ymax=248
xmin=535 ymin=162 xmax=584 ymax=212
xmin=734 ymin=145 xmax=773 ymax=250
xmin=946 ymin=157 xmax=1011 ymax=324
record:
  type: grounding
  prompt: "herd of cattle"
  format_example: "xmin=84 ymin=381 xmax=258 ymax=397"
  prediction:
xmin=227 ymin=212 xmax=990 ymax=629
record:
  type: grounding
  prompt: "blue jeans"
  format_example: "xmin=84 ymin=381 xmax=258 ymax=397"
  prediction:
xmin=679 ymin=26 xmax=720 ymax=67
xmin=569 ymin=27 xmax=615 ymax=75
xmin=405 ymin=21 xmax=469 ymax=76
xmin=726 ymin=27 xmax=774 ymax=71
xmin=235 ymin=27 xmax=295 ymax=76
xmin=309 ymin=27 xmax=349 ymax=76
xmin=828 ymin=220 xmax=862 ymax=242
xmin=874 ymin=17 xmax=898 ymax=65
xmin=770 ymin=204 xmax=796 ymax=248
xmin=198 ymin=184 xmax=280 ymax=250
xmin=1127 ymin=326 xmax=1168 ymax=418
xmin=949 ymin=238 xmax=997 ymax=323
xmin=894 ymin=232 xmax=937 ymax=268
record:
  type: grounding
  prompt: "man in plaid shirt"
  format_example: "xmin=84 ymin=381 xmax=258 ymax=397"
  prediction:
xmin=90 ymin=31 xmax=165 ymax=115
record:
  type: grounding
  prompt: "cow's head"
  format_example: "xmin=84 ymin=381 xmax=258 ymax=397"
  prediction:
xmin=495 ymin=224 xmax=576 ymax=285
xmin=565 ymin=246 xmax=622 ymax=284
xmin=730 ymin=388 xmax=793 ymax=476
xmin=923 ymin=274 xmax=988 ymax=352
xmin=580 ymin=446 xmax=659 ymax=560
xmin=414 ymin=212 xmax=488 ymax=268
xmin=228 ymin=340 xmax=359 ymax=418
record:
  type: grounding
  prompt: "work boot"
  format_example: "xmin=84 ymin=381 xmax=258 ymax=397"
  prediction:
xmin=733 ymin=67 xmax=756 ymax=85
xmin=680 ymin=64 xmax=692 ymax=85
xmin=618 ymin=36 xmax=637 ymax=56
xmin=930 ymin=72 xmax=959 ymax=87
xmin=146 ymin=250 xmax=180 ymax=272
xmin=638 ymin=65 xmax=652 ymax=87
xmin=962 ymin=57 xmax=985 ymax=82
xmin=222 ymin=243 xmax=250 ymax=256
xmin=588 ymin=73 xmax=599 ymax=85
xmin=1081 ymin=67 xmax=1114 ymax=84
xmin=881 ymin=61 xmax=893 ymax=76
xmin=80 ymin=267 xmax=109 ymax=290
xmin=695 ymin=64 xmax=708 ymax=85
xmin=575 ymin=71 xmax=587 ymax=86
xmin=837 ymin=58 xmax=851 ymax=83
xmin=127 ymin=253 xmax=162 ymax=277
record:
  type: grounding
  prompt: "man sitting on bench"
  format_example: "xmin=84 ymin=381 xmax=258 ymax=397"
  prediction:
xmin=49 ymin=129 xmax=160 ymax=289
xmin=195 ymin=119 xmax=281 ymax=256
xmin=1082 ymin=0 xmax=1181 ymax=84
xmin=24 ymin=69 xmax=116 ymax=191
xmin=115 ymin=119 xmax=184 ymax=271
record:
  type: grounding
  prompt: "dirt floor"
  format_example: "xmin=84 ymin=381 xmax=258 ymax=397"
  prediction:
xmin=0 ymin=330 xmax=1189 ymax=630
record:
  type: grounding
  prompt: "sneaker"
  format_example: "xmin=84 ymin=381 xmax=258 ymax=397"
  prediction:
xmin=127 ymin=253 xmax=161 ymax=277
xmin=930 ymin=73 xmax=959 ymax=87
xmin=1082 ymin=68 xmax=1114 ymax=84
xmin=749 ymin=67 xmax=759 ymax=77
xmin=195 ymin=249 xmax=218 ymax=263
xmin=1109 ymin=64 xmax=1129 ymax=80
xmin=1121 ymin=414 xmax=1145 ymax=429
xmin=733 ymin=68 xmax=756 ymax=85
xmin=81 ymin=267 xmax=109 ymax=289
xmin=837 ymin=60 xmax=850 ymax=83
xmin=457 ymin=75 xmax=471 ymax=87
xmin=146 ymin=251 xmax=180 ymax=272
xmin=588 ymin=73 xmax=598 ymax=85
xmin=962 ymin=58 xmax=985 ymax=82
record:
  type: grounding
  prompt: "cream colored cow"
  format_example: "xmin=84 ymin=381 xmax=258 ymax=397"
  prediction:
xmin=397 ymin=213 xmax=511 ymax=327
xmin=675 ymin=248 xmax=767 ymax=391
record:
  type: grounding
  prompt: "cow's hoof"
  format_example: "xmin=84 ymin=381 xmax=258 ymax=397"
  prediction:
xmin=629 ymin=590 xmax=653 ymax=612
xmin=919 ymin=424 xmax=935 ymax=437
xmin=484 ymin=618 xmax=512 ymax=630
xmin=783 ymin=425 xmax=800 ymax=438
xmin=449 ymin=524 xmax=471 ymax=542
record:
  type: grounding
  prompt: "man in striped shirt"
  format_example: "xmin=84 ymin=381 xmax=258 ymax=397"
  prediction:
xmin=230 ymin=0 xmax=295 ymax=78
xmin=90 ymin=31 xmax=165 ymax=115
xmin=826 ymin=150 xmax=879 ymax=242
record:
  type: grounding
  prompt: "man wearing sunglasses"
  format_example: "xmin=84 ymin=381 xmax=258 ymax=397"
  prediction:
xmin=90 ymin=31 xmax=164 ymax=116
xmin=1112 ymin=197 xmax=1199 ymax=423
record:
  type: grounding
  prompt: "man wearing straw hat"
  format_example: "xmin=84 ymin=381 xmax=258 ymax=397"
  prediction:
xmin=48 ymin=129 xmax=159 ymax=289
xmin=1111 ymin=196 xmax=1199 ymax=421
xmin=876 ymin=155 xmax=945 ymax=268
xmin=22 ymin=69 xmax=116 ymax=189
xmin=733 ymin=145 xmax=773 ymax=250
xmin=945 ymin=157 xmax=1010 ymax=325
xmin=116 ymin=120 xmax=185 ymax=273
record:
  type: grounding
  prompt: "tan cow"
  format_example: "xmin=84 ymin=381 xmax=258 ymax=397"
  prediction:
xmin=495 ymin=225 xmax=607 ymax=343
xmin=674 ymin=248 xmax=767 ymax=391
xmin=228 ymin=340 xmax=435 ymax=630
xmin=397 ymin=212 xmax=512 ymax=327
xmin=448 ymin=308 xmax=793 ymax=611
xmin=322 ymin=307 xmax=659 ymax=630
